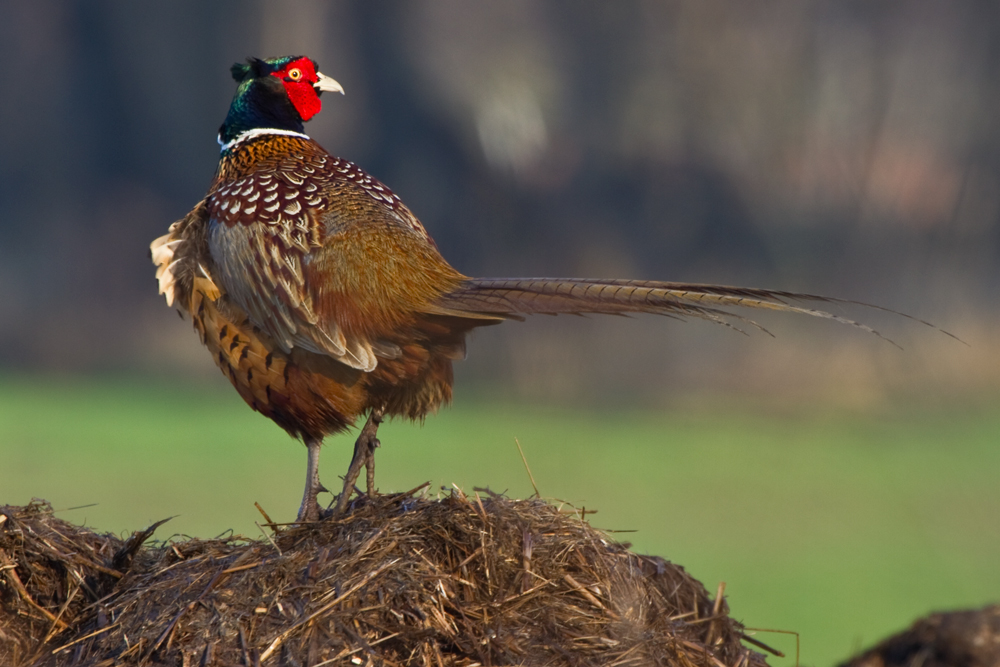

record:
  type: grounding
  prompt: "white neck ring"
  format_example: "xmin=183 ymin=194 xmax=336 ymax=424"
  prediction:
xmin=218 ymin=128 xmax=311 ymax=153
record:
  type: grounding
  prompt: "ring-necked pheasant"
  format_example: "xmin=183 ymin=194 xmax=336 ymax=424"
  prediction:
xmin=151 ymin=55 xmax=903 ymax=522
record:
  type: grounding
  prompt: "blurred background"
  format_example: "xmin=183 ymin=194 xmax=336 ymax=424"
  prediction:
xmin=1 ymin=2 xmax=998 ymax=665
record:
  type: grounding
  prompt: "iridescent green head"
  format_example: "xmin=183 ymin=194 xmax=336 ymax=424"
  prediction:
xmin=218 ymin=56 xmax=344 ymax=145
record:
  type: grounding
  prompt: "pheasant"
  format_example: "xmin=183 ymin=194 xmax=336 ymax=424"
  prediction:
xmin=152 ymin=55 xmax=901 ymax=522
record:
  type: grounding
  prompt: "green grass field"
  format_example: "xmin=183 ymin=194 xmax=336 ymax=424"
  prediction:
xmin=1 ymin=374 xmax=998 ymax=666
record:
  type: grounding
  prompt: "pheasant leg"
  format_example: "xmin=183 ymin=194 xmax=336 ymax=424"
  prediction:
xmin=296 ymin=436 xmax=328 ymax=522
xmin=332 ymin=409 xmax=383 ymax=515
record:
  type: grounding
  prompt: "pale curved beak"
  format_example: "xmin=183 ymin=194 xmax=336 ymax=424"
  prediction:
xmin=314 ymin=72 xmax=344 ymax=95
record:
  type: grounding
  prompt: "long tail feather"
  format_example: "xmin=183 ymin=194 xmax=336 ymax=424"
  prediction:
xmin=434 ymin=278 xmax=950 ymax=347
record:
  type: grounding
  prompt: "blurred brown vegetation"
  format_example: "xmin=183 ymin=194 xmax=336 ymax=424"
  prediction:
xmin=1 ymin=1 xmax=997 ymax=406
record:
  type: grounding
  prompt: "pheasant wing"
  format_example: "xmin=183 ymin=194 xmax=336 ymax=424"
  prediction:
xmin=206 ymin=147 xmax=473 ymax=371
xmin=205 ymin=150 xmax=386 ymax=370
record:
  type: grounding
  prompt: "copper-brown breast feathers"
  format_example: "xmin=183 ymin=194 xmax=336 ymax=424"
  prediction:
xmin=150 ymin=191 xmax=366 ymax=438
xmin=152 ymin=134 xmax=500 ymax=430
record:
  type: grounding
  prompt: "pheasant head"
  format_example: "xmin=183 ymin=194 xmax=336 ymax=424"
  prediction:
xmin=218 ymin=55 xmax=343 ymax=146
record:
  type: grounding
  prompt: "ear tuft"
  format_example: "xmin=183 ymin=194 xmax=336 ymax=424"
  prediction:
xmin=232 ymin=57 xmax=270 ymax=82
xmin=230 ymin=62 xmax=252 ymax=82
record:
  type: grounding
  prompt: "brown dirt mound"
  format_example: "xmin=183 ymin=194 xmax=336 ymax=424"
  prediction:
xmin=1 ymin=490 xmax=768 ymax=667
xmin=840 ymin=605 xmax=1000 ymax=667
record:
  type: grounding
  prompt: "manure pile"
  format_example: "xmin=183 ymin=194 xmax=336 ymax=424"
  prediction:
xmin=1 ymin=491 xmax=767 ymax=666
xmin=840 ymin=604 xmax=1000 ymax=667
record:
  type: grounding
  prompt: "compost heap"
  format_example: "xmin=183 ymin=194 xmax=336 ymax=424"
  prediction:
xmin=1 ymin=490 xmax=768 ymax=666
xmin=840 ymin=604 xmax=1000 ymax=667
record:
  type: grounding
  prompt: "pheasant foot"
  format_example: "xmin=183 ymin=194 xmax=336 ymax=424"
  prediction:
xmin=296 ymin=436 xmax=328 ymax=522
xmin=332 ymin=409 xmax=383 ymax=515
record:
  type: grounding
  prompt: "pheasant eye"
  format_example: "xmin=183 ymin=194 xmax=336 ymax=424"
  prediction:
xmin=287 ymin=68 xmax=303 ymax=81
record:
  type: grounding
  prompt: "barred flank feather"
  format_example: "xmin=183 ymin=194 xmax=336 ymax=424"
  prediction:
xmin=436 ymin=278 xmax=926 ymax=346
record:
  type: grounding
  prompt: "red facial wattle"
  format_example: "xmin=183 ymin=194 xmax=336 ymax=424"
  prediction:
xmin=273 ymin=58 xmax=323 ymax=122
